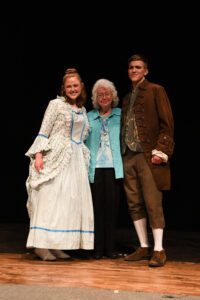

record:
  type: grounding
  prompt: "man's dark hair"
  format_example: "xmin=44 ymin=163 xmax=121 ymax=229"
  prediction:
xmin=128 ymin=54 xmax=148 ymax=68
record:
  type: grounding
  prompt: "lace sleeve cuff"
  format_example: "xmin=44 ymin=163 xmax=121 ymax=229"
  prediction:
xmin=25 ymin=134 xmax=51 ymax=158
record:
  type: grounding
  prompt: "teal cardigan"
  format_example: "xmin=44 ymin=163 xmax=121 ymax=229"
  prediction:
xmin=85 ymin=107 xmax=124 ymax=183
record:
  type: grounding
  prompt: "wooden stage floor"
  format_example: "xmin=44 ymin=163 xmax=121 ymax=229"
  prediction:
xmin=0 ymin=223 xmax=199 ymax=298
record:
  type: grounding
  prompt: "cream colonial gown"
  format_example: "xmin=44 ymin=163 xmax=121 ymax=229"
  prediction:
xmin=25 ymin=96 xmax=94 ymax=249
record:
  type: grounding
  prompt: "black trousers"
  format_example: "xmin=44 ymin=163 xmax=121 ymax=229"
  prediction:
xmin=90 ymin=168 xmax=121 ymax=256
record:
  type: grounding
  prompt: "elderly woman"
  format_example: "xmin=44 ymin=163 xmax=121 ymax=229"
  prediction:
xmin=85 ymin=79 xmax=124 ymax=259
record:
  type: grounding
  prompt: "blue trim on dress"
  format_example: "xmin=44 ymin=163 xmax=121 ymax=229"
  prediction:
xmin=37 ymin=133 xmax=48 ymax=138
xmin=30 ymin=226 xmax=94 ymax=234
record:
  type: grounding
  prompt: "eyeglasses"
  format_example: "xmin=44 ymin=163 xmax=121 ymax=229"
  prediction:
xmin=97 ymin=92 xmax=112 ymax=99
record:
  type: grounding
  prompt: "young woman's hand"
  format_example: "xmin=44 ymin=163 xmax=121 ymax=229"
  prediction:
xmin=34 ymin=152 xmax=44 ymax=172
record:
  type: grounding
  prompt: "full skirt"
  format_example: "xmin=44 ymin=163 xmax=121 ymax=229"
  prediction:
xmin=26 ymin=143 xmax=94 ymax=250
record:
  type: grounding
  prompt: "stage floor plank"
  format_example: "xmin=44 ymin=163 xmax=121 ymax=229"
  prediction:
xmin=0 ymin=253 xmax=199 ymax=297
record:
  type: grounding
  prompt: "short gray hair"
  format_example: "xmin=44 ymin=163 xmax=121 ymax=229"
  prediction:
xmin=91 ymin=79 xmax=119 ymax=109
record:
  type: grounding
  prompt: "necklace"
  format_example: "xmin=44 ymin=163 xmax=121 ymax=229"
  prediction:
xmin=101 ymin=118 xmax=108 ymax=136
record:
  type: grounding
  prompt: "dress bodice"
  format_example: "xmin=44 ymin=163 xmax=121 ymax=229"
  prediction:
xmin=71 ymin=109 xmax=86 ymax=144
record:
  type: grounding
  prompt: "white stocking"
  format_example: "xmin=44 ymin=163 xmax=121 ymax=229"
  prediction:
xmin=152 ymin=228 xmax=163 ymax=251
xmin=134 ymin=218 xmax=150 ymax=248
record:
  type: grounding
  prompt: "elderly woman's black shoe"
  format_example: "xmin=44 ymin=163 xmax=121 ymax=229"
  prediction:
xmin=106 ymin=252 xmax=125 ymax=259
xmin=93 ymin=253 xmax=103 ymax=259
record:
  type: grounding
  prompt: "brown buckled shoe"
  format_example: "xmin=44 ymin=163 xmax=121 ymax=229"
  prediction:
xmin=124 ymin=247 xmax=151 ymax=261
xmin=149 ymin=250 xmax=166 ymax=267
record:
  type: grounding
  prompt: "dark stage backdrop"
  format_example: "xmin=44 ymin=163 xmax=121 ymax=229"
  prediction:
xmin=1 ymin=5 xmax=199 ymax=231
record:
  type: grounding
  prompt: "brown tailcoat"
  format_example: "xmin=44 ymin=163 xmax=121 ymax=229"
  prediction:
xmin=121 ymin=79 xmax=174 ymax=190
